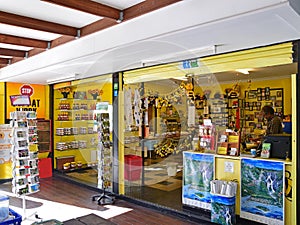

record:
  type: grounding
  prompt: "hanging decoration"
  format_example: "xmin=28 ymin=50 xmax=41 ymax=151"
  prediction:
xmin=58 ymin=87 xmax=72 ymax=98
xmin=88 ymin=89 xmax=103 ymax=100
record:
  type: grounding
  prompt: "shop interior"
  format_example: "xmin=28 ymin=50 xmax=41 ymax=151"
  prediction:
xmin=119 ymin=43 xmax=296 ymax=219
xmin=50 ymin=43 xmax=296 ymax=223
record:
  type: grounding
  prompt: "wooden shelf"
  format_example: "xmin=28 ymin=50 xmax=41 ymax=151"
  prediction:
xmin=37 ymin=119 xmax=52 ymax=153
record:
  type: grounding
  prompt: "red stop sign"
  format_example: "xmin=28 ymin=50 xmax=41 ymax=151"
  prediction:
xmin=20 ymin=84 xmax=34 ymax=96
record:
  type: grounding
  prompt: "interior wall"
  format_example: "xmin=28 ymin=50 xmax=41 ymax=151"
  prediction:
xmin=0 ymin=82 xmax=4 ymax=124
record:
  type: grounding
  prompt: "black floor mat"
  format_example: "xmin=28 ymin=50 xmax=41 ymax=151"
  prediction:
xmin=64 ymin=213 xmax=116 ymax=225
xmin=63 ymin=218 xmax=85 ymax=225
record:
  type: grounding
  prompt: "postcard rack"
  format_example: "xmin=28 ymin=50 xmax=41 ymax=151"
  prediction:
xmin=10 ymin=111 xmax=40 ymax=220
xmin=92 ymin=112 xmax=114 ymax=205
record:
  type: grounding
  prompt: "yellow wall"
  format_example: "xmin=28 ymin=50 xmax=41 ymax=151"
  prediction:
xmin=214 ymin=157 xmax=241 ymax=214
xmin=6 ymin=82 xmax=47 ymax=119
xmin=0 ymin=82 xmax=50 ymax=180
xmin=0 ymin=82 xmax=4 ymax=124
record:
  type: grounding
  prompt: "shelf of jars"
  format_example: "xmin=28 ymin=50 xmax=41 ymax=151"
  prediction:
xmin=55 ymin=145 xmax=97 ymax=152
xmin=54 ymin=88 xmax=105 ymax=169
xmin=55 ymin=119 xmax=98 ymax=151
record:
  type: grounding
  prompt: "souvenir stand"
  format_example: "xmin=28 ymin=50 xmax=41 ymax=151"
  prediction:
xmin=10 ymin=96 xmax=40 ymax=221
xmin=92 ymin=103 xmax=114 ymax=205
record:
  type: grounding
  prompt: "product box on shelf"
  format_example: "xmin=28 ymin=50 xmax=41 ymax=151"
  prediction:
xmin=55 ymin=155 xmax=75 ymax=170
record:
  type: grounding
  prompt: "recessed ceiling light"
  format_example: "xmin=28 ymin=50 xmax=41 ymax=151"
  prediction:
xmin=235 ymin=69 xmax=251 ymax=74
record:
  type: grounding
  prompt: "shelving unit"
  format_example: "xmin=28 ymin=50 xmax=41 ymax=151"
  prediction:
xmin=243 ymin=88 xmax=284 ymax=129
xmin=208 ymin=98 xmax=229 ymax=127
xmin=198 ymin=124 xmax=215 ymax=153
xmin=53 ymin=93 xmax=99 ymax=170
xmin=37 ymin=119 xmax=51 ymax=153
xmin=215 ymin=129 xmax=240 ymax=156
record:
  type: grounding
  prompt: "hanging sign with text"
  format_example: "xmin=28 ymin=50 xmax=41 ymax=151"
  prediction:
xmin=6 ymin=83 xmax=46 ymax=119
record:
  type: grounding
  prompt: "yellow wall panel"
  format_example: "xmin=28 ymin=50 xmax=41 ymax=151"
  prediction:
xmin=124 ymin=43 xmax=293 ymax=83
xmin=215 ymin=157 xmax=241 ymax=214
xmin=0 ymin=82 xmax=4 ymax=124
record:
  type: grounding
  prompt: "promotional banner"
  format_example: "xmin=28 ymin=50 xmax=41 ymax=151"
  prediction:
xmin=0 ymin=124 xmax=13 ymax=164
xmin=6 ymin=83 xmax=46 ymax=119
xmin=182 ymin=152 xmax=214 ymax=210
xmin=240 ymin=158 xmax=284 ymax=225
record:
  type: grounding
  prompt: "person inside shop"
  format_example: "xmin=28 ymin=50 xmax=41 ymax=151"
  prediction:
xmin=250 ymin=105 xmax=283 ymax=154
xmin=261 ymin=105 xmax=283 ymax=135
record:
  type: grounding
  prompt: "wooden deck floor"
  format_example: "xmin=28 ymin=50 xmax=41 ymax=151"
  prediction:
xmin=1 ymin=175 xmax=213 ymax=225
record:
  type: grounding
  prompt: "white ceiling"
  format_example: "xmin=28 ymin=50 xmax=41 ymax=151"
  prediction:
xmin=0 ymin=0 xmax=300 ymax=84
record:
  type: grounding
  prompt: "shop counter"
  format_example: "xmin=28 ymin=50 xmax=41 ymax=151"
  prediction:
xmin=182 ymin=151 xmax=293 ymax=225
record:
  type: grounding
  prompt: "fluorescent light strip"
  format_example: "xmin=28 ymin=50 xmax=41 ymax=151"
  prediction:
xmin=235 ymin=69 xmax=250 ymax=74
xmin=46 ymin=74 xmax=76 ymax=84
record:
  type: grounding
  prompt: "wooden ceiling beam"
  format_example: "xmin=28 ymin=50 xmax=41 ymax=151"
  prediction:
xmin=81 ymin=18 xmax=118 ymax=37
xmin=0 ymin=11 xmax=78 ymax=36
xmin=0 ymin=58 xmax=9 ymax=64
xmin=51 ymin=35 xmax=76 ymax=48
xmin=0 ymin=48 xmax=26 ymax=58
xmin=0 ymin=34 xmax=48 ymax=49
xmin=41 ymin=0 xmax=120 ymax=20
xmin=124 ymin=0 xmax=182 ymax=20
xmin=28 ymin=48 xmax=46 ymax=57
xmin=0 ymin=64 xmax=7 ymax=68
xmin=10 ymin=57 xmax=24 ymax=64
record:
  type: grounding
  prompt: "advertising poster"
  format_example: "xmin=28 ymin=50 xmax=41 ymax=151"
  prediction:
xmin=0 ymin=124 xmax=13 ymax=164
xmin=6 ymin=83 xmax=46 ymax=119
xmin=182 ymin=152 xmax=214 ymax=210
xmin=240 ymin=158 xmax=284 ymax=225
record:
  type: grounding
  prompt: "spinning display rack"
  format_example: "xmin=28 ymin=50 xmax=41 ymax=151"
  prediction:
xmin=10 ymin=111 xmax=40 ymax=220
xmin=10 ymin=111 xmax=40 ymax=196
xmin=92 ymin=111 xmax=114 ymax=205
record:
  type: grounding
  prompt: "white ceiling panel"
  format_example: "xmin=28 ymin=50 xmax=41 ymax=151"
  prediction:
xmin=0 ymin=0 xmax=299 ymax=84
xmin=0 ymin=24 xmax=62 ymax=41
xmin=0 ymin=0 xmax=101 ymax=27
xmin=92 ymin=0 xmax=145 ymax=9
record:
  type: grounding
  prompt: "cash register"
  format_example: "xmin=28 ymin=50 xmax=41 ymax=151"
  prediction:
xmin=263 ymin=134 xmax=292 ymax=159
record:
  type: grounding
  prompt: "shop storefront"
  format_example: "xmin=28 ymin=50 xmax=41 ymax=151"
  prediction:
xmin=117 ymin=42 xmax=297 ymax=224
xmin=1 ymin=41 xmax=298 ymax=224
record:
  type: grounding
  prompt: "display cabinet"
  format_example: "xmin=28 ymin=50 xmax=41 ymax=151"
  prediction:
xmin=37 ymin=119 xmax=51 ymax=153
xmin=215 ymin=129 xmax=240 ymax=156
xmin=53 ymin=88 xmax=99 ymax=170
xmin=208 ymin=98 xmax=229 ymax=127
